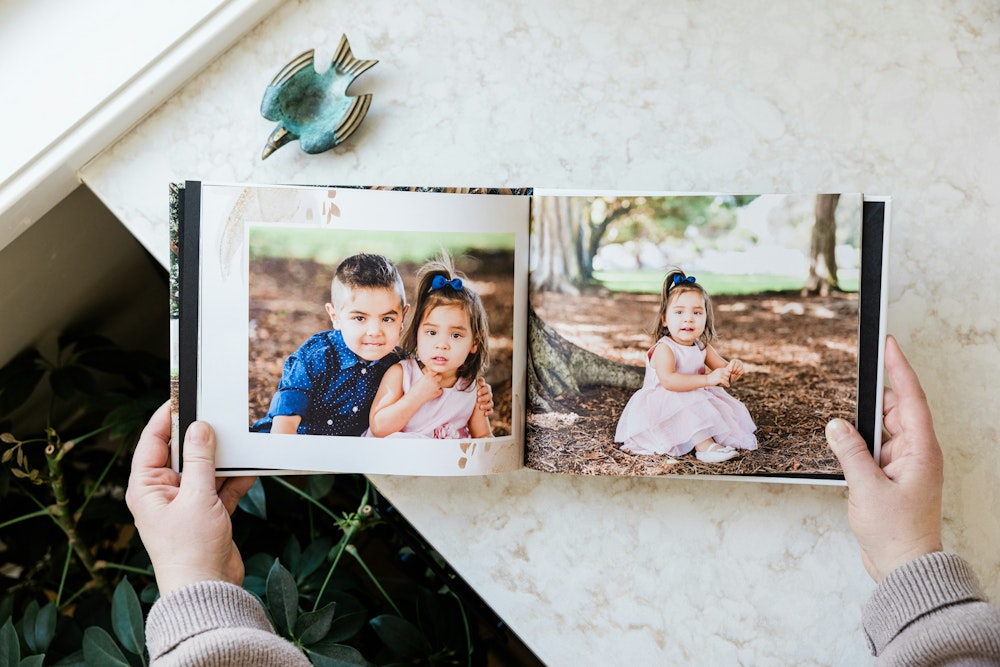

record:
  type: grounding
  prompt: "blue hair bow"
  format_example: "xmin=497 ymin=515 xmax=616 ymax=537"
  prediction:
xmin=430 ymin=275 xmax=463 ymax=292
xmin=672 ymin=274 xmax=696 ymax=285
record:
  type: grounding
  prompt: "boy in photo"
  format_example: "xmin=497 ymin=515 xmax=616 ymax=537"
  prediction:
xmin=252 ymin=253 xmax=409 ymax=436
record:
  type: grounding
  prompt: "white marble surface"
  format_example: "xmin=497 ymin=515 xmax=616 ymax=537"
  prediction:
xmin=82 ymin=1 xmax=1000 ymax=664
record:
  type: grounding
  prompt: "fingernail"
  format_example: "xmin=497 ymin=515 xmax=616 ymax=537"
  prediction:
xmin=825 ymin=418 xmax=852 ymax=441
xmin=187 ymin=422 xmax=210 ymax=445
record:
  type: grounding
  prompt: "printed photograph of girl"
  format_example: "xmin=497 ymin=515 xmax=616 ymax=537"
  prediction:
xmin=526 ymin=193 xmax=862 ymax=478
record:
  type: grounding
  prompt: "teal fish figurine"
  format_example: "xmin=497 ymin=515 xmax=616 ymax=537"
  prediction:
xmin=260 ymin=34 xmax=377 ymax=159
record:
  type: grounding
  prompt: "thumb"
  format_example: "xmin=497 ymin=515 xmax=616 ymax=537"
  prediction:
xmin=826 ymin=418 xmax=881 ymax=487
xmin=180 ymin=421 xmax=219 ymax=492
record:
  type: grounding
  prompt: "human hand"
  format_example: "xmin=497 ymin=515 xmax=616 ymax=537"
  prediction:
xmin=409 ymin=370 xmax=445 ymax=405
xmin=728 ymin=359 xmax=745 ymax=382
xmin=476 ymin=377 xmax=495 ymax=416
xmin=126 ymin=402 xmax=256 ymax=595
xmin=705 ymin=367 xmax=731 ymax=387
xmin=825 ymin=335 xmax=943 ymax=582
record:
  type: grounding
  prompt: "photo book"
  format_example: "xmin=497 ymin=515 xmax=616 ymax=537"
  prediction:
xmin=170 ymin=182 xmax=890 ymax=484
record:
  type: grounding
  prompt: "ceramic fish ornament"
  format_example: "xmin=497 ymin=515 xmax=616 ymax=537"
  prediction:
xmin=260 ymin=34 xmax=377 ymax=159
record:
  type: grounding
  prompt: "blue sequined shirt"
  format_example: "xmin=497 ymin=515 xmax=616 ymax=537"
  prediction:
xmin=252 ymin=329 xmax=401 ymax=436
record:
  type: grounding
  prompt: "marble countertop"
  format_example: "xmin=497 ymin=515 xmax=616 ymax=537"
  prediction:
xmin=82 ymin=1 xmax=1000 ymax=664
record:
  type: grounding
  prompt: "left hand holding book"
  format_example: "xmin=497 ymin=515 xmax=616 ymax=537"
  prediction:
xmin=126 ymin=402 xmax=256 ymax=594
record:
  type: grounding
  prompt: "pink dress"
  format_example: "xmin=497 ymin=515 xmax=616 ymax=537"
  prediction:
xmin=378 ymin=358 xmax=477 ymax=439
xmin=615 ymin=336 xmax=757 ymax=456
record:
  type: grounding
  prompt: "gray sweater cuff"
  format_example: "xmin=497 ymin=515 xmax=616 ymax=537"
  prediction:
xmin=862 ymin=552 xmax=985 ymax=654
xmin=145 ymin=581 xmax=275 ymax=660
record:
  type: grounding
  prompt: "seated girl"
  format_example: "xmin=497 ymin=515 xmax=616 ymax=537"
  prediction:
xmin=366 ymin=257 xmax=492 ymax=439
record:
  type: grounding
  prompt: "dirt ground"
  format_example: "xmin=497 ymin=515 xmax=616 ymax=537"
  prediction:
xmin=250 ymin=256 xmax=857 ymax=479
xmin=528 ymin=289 xmax=858 ymax=478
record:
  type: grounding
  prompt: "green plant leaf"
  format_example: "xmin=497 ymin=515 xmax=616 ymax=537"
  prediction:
xmin=122 ymin=349 xmax=169 ymax=381
xmin=49 ymin=366 xmax=96 ymax=399
xmin=369 ymin=614 xmax=432 ymax=659
xmin=22 ymin=600 xmax=40 ymax=653
xmin=243 ymin=552 xmax=275 ymax=597
xmin=0 ymin=348 xmax=43 ymax=383
xmin=103 ymin=397 xmax=161 ymax=440
xmin=294 ymin=601 xmax=337 ymax=646
xmin=305 ymin=641 xmax=369 ymax=667
xmin=59 ymin=332 xmax=116 ymax=353
xmin=75 ymin=346 xmax=131 ymax=375
xmin=326 ymin=609 xmax=367 ymax=643
xmin=238 ymin=478 xmax=267 ymax=519
xmin=266 ymin=559 xmax=299 ymax=636
xmin=140 ymin=582 xmax=159 ymax=604
xmin=20 ymin=655 xmax=46 ymax=667
xmin=283 ymin=534 xmax=303 ymax=575
xmin=82 ymin=627 xmax=130 ymax=667
xmin=0 ymin=595 xmax=12 ymax=624
xmin=243 ymin=575 xmax=267 ymax=598
xmin=0 ymin=349 xmax=45 ymax=417
xmin=1 ymin=618 xmax=20 ymax=666
xmin=51 ymin=648 xmax=87 ymax=666
xmin=298 ymin=537 xmax=333 ymax=581
xmin=21 ymin=600 xmax=56 ymax=654
xmin=246 ymin=552 xmax=276 ymax=578
xmin=306 ymin=475 xmax=335 ymax=499
xmin=112 ymin=577 xmax=145 ymax=655
xmin=317 ymin=591 xmax=366 ymax=634
xmin=415 ymin=586 xmax=452 ymax=650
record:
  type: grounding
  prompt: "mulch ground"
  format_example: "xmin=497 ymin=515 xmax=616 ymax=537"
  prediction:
xmin=527 ymin=289 xmax=857 ymax=478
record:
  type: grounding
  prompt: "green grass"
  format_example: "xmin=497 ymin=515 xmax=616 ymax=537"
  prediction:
xmin=593 ymin=270 xmax=859 ymax=295
xmin=249 ymin=227 xmax=515 ymax=265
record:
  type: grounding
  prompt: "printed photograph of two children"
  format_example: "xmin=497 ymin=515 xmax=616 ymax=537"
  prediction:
xmin=174 ymin=183 xmax=882 ymax=481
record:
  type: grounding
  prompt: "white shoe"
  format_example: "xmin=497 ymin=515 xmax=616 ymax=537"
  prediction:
xmin=695 ymin=444 xmax=737 ymax=463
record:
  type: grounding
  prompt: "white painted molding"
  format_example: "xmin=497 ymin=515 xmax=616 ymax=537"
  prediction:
xmin=0 ymin=0 xmax=282 ymax=255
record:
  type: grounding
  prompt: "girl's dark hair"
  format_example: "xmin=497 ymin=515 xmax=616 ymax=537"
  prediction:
xmin=400 ymin=254 xmax=489 ymax=388
xmin=654 ymin=268 xmax=717 ymax=345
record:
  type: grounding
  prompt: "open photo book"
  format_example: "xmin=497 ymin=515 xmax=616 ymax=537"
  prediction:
xmin=170 ymin=182 xmax=890 ymax=484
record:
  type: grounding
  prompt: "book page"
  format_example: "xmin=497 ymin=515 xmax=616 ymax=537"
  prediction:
xmin=171 ymin=184 xmax=530 ymax=475
xmin=525 ymin=191 xmax=885 ymax=483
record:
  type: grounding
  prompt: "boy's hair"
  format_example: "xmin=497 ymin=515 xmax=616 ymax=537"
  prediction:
xmin=331 ymin=253 xmax=406 ymax=308
xmin=654 ymin=267 xmax=717 ymax=345
xmin=401 ymin=253 xmax=489 ymax=387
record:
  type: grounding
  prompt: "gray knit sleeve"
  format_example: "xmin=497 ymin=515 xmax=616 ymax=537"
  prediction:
xmin=146 ymin=580 xmax=311 ymax=666
xmin=863 ymin=552 xmax=1000 ymax=666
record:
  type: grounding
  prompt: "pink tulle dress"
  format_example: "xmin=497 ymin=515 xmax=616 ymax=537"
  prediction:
xmin=372 ymin=358 xmax=477 ymax=439
xmin=615 ymin=336 xmax=757 ymax=456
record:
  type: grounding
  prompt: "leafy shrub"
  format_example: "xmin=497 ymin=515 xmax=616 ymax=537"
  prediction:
xmin=0 ymin=335 xmax=492 ymax=665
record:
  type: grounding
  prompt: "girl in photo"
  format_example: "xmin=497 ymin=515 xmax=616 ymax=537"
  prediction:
xmin=367 ymin=256 xmax=493 ymax=439
xmin=615 ymin=269 xmax=757 ymax=462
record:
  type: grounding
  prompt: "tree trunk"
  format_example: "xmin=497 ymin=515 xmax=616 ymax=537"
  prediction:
xmin=527 ymin=305 xmax=642 ymax=411
xmin=585 ymin=206 xmax=629 ymax=282
xmin=529 ymin=196 xmax=585 ymax=294
xmin=802 ymin=194 xmax=840 ymax=296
